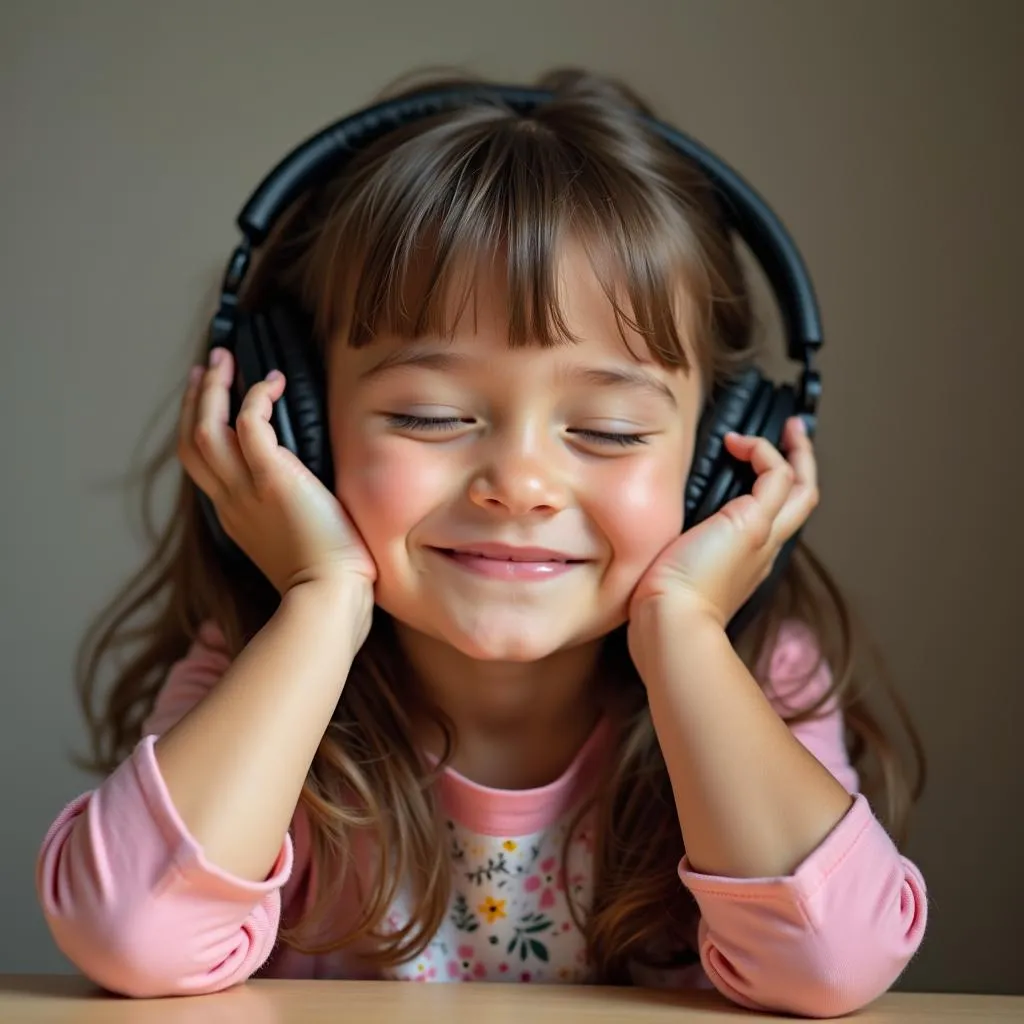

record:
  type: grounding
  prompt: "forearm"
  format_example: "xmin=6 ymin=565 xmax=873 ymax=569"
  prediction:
xmin=630 ymin=603 xmax=853 ymax=879
xmin=154 ymin=580 xmax=368 ymax=882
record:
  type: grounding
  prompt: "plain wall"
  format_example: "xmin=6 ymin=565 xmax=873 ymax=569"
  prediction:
xmin=2 ymin=0 xmax=1021 ymax=995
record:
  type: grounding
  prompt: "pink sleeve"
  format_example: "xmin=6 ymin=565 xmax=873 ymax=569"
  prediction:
xmin=36 ymin=622 xmax=309 ymax=997
xmin=673 ymin=621 xmax=927 ymax=1017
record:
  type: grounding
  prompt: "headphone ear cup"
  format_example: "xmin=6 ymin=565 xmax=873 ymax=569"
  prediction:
xmin=232 ymin=301 xmax=331 ymax=486
xmin=716 ymin=382 xmax=796 ymax=511
xmin=722 ymin=384 xmax=801 ymax=642
xmin=686 ymin=368 xmax=773 ymax=528
xmin=231 ymin=309 xmax=272 ymax=423
xmin=196 ymin=309 xmax=270 ymax=569
xmin=264 ymin=302 xmax=333 ymax=490
xmin=685 ymin=367 xmax=761 ymax=526
xmin=197 ymin=301 xmax=331 ymax=573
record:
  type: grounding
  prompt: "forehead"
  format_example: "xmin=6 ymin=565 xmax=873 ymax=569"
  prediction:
xmin=329 ymin=237 xmax=701 ymax=397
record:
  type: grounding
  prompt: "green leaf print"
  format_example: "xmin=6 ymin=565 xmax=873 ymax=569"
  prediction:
xmin=450 ymin=892 xmax=479 ymax=933
xmin=465 ymin=852 xmax=510 ymax=886
xmin=506 ymin=912 xmax=553 ymax=962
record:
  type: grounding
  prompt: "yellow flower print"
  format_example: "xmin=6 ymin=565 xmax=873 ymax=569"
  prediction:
xmin=502 ymin=840 xmax=517 ymax=852
xmin=478 ymin=896 xmax=507 ymax=924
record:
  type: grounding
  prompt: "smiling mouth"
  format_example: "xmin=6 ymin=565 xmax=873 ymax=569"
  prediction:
xmin=427 ymin=546 xmax=587 ymax=579
xmin=431 ymin=548 xmax=585 ymax=563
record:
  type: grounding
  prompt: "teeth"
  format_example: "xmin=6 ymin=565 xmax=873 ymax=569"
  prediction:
xmin=460 ymin=550 xmax=564 ymax=562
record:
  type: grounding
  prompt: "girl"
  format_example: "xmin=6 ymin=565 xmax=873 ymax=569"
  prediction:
xmin=37 ymin=68 xmax=927 ymax=1017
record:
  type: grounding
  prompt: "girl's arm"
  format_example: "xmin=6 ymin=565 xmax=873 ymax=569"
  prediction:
xmin=633 ymin=603 xmax=854 ymax=880
xmin=631 ymin=614 xmax=927 ymax=1017
xmin=153 ymin=578 xmax=367 ymax=883
xmin=36 ymin=582 xmax=366 ymax=998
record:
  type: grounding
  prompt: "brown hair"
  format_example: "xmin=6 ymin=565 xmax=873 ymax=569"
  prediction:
xmin=74 ymin=67 xmax=925 ymax=983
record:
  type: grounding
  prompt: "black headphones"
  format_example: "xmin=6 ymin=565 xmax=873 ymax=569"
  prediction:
xmin=201 ymin=84 xmax=823 ymax=640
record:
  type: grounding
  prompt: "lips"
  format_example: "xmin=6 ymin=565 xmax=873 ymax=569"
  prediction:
xmin=429 ymin=544 xmax=586 ymax=581
xmin=433 ymin=543 xmax=586 ymax=563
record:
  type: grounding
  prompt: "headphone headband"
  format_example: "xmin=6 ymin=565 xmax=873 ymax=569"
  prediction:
xmin=215 ymin=84 xmax=822 ymax=419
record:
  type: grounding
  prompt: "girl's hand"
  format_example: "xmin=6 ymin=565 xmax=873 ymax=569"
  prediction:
xmin=178 ymin=347 xmax=378 ymax=603
xmin=629 ymin=416 xmax=819 ymax=629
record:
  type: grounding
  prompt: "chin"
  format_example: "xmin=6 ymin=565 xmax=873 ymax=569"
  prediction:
xmin=413 ymin=607 xmax=629 ymax=664
xmin=441 ymin=628 xmax=571 ymax=663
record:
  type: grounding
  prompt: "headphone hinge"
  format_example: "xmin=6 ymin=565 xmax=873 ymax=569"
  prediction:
xmin=797 ymin=349 xmax=822 ymax=435
xmin=208 ymin=241 xmax=252 ymax=348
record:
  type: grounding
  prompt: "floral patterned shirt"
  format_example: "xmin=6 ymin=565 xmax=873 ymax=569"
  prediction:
xmin=377 ymin=720 xmax=609 ymax=985
xmin=37 ymin=620 xmax=928 ymax=1016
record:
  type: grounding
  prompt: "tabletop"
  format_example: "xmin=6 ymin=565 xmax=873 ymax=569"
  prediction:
xmin=2 ymin=976 xmax=1020 ymax=1023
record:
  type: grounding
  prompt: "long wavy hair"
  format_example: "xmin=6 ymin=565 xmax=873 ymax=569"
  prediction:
xmin=73 ymin=67 xmax=925 ymax=983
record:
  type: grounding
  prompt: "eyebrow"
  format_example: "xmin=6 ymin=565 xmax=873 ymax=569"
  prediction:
xmin=359 ymin=347 xmax=678 ymax=408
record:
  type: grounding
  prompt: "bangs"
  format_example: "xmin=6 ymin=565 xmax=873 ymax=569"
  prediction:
xmin=309 ymin=103 xmax=716 ymax=379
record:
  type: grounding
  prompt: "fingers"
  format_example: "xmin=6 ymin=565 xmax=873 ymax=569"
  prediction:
xmin=178 ymin=347 xmax=291 ymax=505
xmin=193 ymin=348 xmax=250 ymax=490
xmin=782 ymin=415 xmax=817 ymax=493
xmin=724 ymin=430 xmax=794 ymax=523
xmin=723 ymin=416 xmax=820 ymax=542
xmin=178 ymin=347 xmax=258 ymax=500
xmin=178 ymin=359 xmax=226 ymax=500
xmin=235 ymin=369 xmax=288 ymax=487
xmin=775 ymin=415 xmax=820 ymax=536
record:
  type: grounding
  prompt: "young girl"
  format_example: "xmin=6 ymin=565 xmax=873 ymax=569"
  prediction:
xmin=37 ymin=68 xmax=927 ymax=1016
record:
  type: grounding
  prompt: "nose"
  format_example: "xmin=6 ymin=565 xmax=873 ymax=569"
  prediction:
xmin=468 ymin=433 xmax=569 ymax=517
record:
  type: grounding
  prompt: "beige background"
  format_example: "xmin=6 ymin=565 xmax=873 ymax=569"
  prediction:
xmin=2 ymin=0 xmax=1021 ymax=996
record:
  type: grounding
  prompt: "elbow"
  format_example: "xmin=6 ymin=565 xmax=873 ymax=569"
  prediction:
xmin=37 ymin=811 xmax=276 ymax=998
xmin=46 ymin=921 xmax=205 ymax=998
xmin=703 ymin=881 xmax=928 ymax=1019
xmin=709 ymin=932 xmax=927 ymax=1019
xmin=37 ymin=778 xmax=284 ymax=995
xmin=769 ymin=953 xmax=919 ymax=1019
xmin=707 ymin=944 xmax=920 ymax=1019
xmin=44 ymin=908 xmax=264 ymax=998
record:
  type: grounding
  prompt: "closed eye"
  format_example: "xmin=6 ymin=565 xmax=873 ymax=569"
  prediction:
xmin=385 ymin=415 xmax=649 ymax=447
xmin=570 ymin=429 xmax=649 ymax=447
xmin=385 ymin=414 xmax=467 ymax=432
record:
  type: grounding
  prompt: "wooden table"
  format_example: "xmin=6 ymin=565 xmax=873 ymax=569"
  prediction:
xmin=2 ymin=976 xmax=1020 ymax=1022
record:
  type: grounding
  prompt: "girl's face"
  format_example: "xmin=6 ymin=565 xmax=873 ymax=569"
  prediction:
xmin=327 ymin=241 xmax=703 ymax=662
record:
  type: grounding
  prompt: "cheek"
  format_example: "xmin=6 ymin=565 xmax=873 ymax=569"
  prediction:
xmin=596 ymin=458 xmax=687 ymax=568
xmin=334 ymin=436 xmax=449 ymax=550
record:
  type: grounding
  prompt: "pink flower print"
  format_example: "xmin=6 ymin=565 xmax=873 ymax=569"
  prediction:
xmin=452 ymin=943 xmax=486 ymax=981
xmin=527 ymin=857 xmax=565 ymax=909
xmin=521 ymin=971 xmax=532 ymax=982
xmin=499 ymin=963 xmax=509 ymax=973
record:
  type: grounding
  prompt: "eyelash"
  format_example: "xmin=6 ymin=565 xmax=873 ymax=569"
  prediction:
xmin=385 ymin=414 xmax=649 ymax=447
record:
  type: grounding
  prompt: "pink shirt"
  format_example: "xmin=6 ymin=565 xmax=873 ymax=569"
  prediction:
xmin=36 ymin=620 xmax=926 ymax=1016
